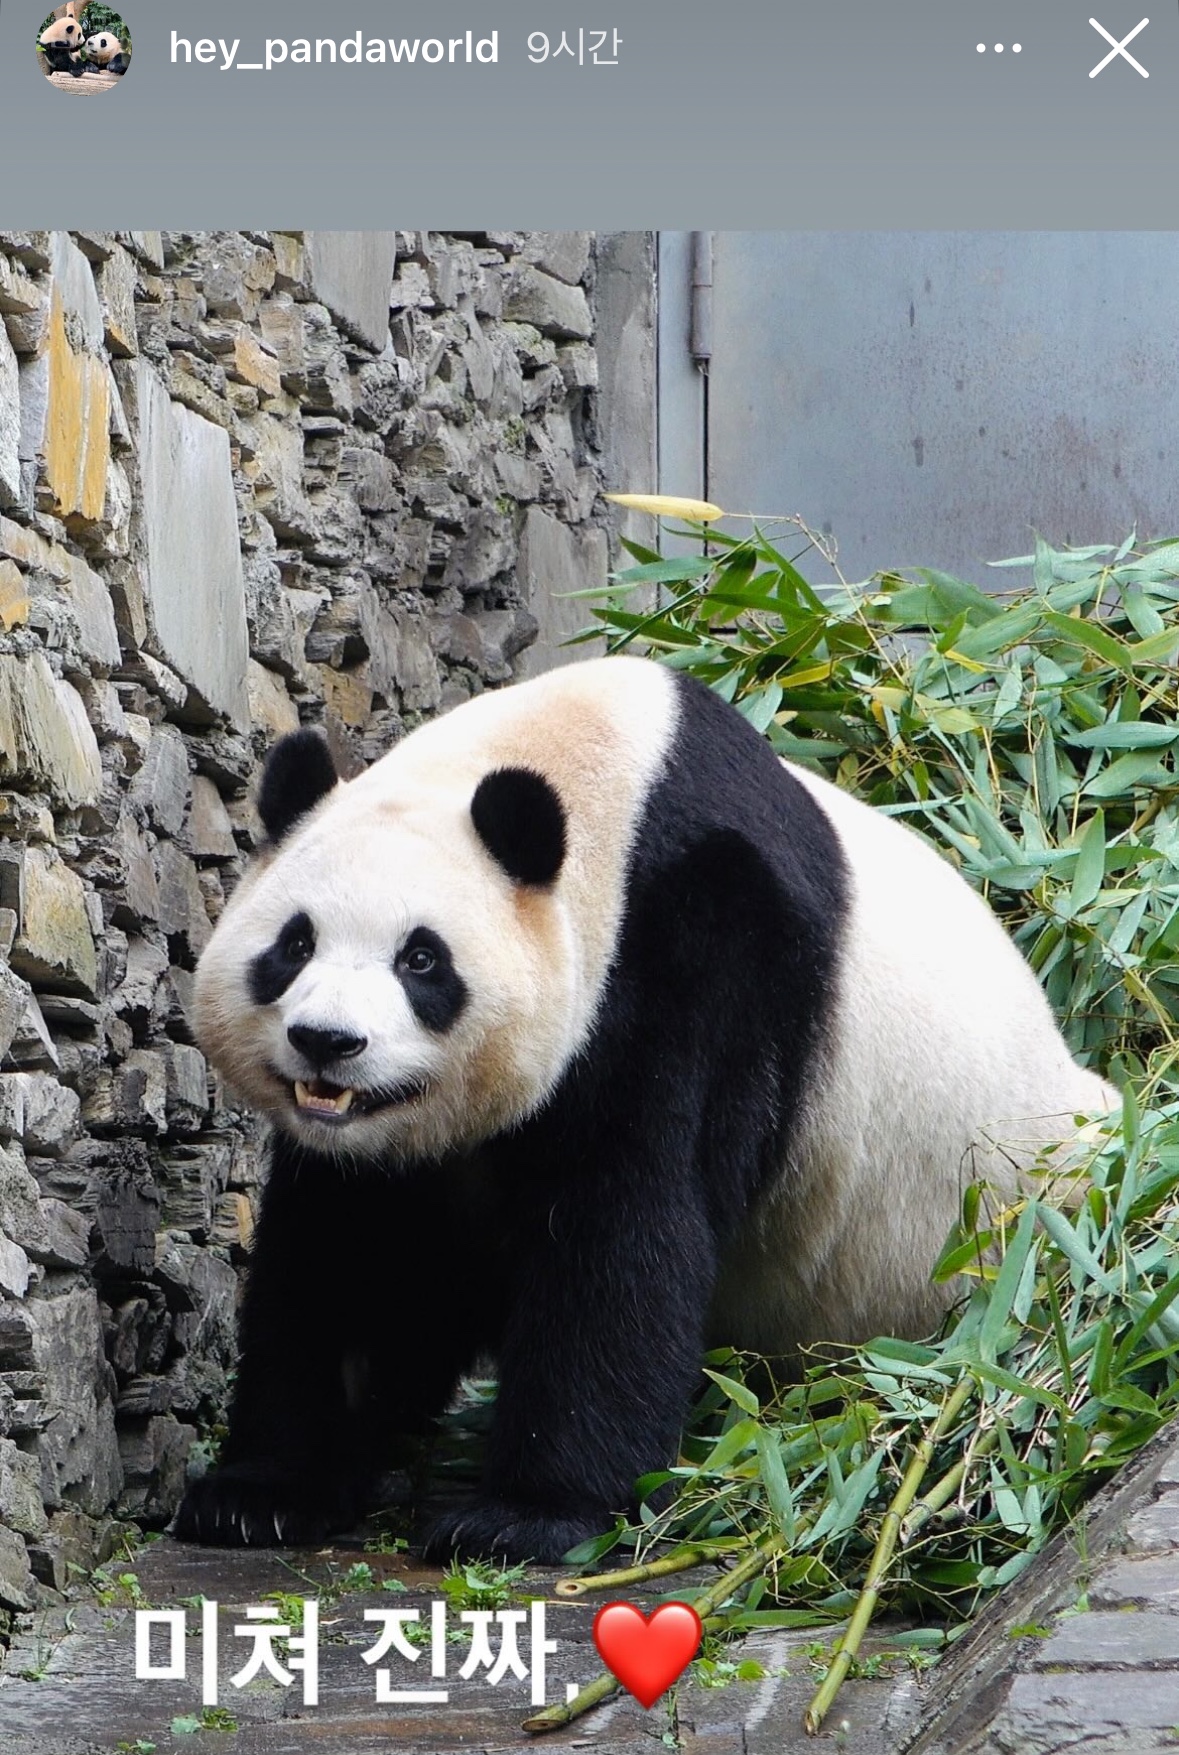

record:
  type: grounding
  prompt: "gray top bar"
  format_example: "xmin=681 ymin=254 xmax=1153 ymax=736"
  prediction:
xmin=3 ymin=2 xmax=1178 ymax=227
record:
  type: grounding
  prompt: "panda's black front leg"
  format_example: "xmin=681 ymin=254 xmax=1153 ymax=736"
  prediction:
xmin=174 ymin=1146 xmax=374 ymax=1546
xmin=176 ymin=1142 xmax=493 ymax=1547
xmin=424 ymin=1162 xmax=717 ymax=1565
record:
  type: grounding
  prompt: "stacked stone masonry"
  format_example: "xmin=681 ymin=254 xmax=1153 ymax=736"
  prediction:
xmin=0 ymin=228 xmax=613 ymax=1625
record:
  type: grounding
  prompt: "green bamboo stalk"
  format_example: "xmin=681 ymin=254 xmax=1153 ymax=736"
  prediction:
xmin=523 ymin=1528 xmax=789 ymax=1735
xmin=804 ymin=1375 xmax=975 ymax=1737
xmin=555 ymin=1538 xmax=747 ymax=1598
xmin=520 ymin=1667 xmax=620 ymax=1733
xmin=682 ymin=1528 xmax=790 ymax=1622
xmin=900 ymin=1424 xmax=998 ymax=1544
xmin=898 ymin=1453 xmax=970 ymax=1545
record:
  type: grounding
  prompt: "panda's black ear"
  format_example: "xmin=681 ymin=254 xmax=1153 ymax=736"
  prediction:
xmin=471 ymin=768 xmax=566 ymax=887
xmin=257 ymin=729 xmax=338 ymax=843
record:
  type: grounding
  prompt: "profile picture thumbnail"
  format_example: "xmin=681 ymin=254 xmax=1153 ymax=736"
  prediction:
xmin=36 ymin=2 xmax=131 ymax=91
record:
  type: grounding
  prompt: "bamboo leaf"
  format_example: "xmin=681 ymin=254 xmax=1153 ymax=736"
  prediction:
xmin=958 ymin=1358 xmax=1069 ymax=1412
xmin=1032 ymin=1204 xmax=1120 ymax=1297
xmin=980 ymin=1204 xmax=1038 ymax=1365
xmin=916 ymin=569 xmax=1004 ymax=624
xmin=739 ymin=683 xmax=785 ymax=734
xmin=699 ymin=1417 xmax=760 ymax=1473
xmin=1096 ymin=1383 xmax=1158 ymax=1415
xmin=703 ymin=1368 xmax=761 ymax=1417
xmin=1067 ymin=723 xmax=1179 ymax=751
xmin=1122 ymin=587 xmax=1166 ymax=640
xmin=992 ymin=1473 xmax=1033 ymax=1535
xmin=952 ymin=602 xmax=1045 ymax=661
xmin=806 ymin=1452 xmax=885 ymax=1545
xmin=610 ymin=557 xmax=715 ymax=586
xmin=756 ymin=1429 xmax=796 ymax=1542
xmin=1126 ymin=627 xmax=1179 ymax=663
xmin=993 ymin=661 xmax=1023 ymax=724
xmin=1085 ymin=751 xmax=1171 ymax=798
xmin=619 ymin=537 xmax=663 ymax=566
xmin=1041 ymin=610 xmax=1135 ymax=671
xmin=1069 ymin=811 xmax=1107 ymax=913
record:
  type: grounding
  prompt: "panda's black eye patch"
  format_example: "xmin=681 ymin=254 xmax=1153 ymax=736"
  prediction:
xmin=283 ymin=919 xmax=315 ymax=964
xmin=249 ymin=911 xmax=316 ymax=1007
xmin=395 ymin=928 xmax=467 ymax=1033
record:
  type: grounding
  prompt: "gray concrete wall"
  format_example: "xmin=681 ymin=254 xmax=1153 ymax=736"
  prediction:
xmin=594 ymin=232 xmax=659 ymax=559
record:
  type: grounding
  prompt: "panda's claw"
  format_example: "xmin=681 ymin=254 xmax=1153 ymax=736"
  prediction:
xmin=423 ymin=1501 xmax=609 ymax=1567
xmin=174 ymin=1463 xmax=368 ymax=1549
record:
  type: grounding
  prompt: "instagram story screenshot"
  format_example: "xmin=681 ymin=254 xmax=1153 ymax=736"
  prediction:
xmin=0 ymin=2 xmax=1178 ymax=1750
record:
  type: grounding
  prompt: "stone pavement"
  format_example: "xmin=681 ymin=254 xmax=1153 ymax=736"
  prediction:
xmin=0 ymin=1537 xmax=921 ymax=1755
xmin=911 ymin=1421 xmax=1179 ymax=1755
xmin=3 ymin=1422 xmax=1179 ymax=1755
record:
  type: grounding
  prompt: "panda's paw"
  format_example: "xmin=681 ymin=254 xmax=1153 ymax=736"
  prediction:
xmin=423 ymin=1501 xmax=607 ymax=1566
xmin=173 ymin=1463 xmax=363 ymax=1548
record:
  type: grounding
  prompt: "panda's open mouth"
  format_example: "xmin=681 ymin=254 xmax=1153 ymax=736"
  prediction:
xmin=290 ymin=1076 xmax=425 ymax=1121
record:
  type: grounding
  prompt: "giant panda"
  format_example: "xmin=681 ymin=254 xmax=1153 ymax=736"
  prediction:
xmin=174 ymin=655 xmax=1113 ymax=1562
xmin=84 ymin=30 xmax=130 ymax=73
xmin=38 ymin=13 xmax=87 ymax=75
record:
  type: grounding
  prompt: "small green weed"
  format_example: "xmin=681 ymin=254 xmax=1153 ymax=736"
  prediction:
xmin=91 ymin=1569 xmax=147 ymax=1609
xmin=18 ymin=1616 xmax=62 ymax=1682
xmin=199 ymin=1707 xmax=237 ymax=1732
xmin=694 ymin=1656 xmax=774 ymax=1688
xmin=260 ymin=1590 xmax=306 ymax=1629
xmin=170 ymin=1705 xmax=237 ymax=1734
xmin=186 ymin=1425 xmax=228 ymax=1475
xmin=362 ymin=1526 xmax=409 ymax=1556
xmin=802 ymin=1640 xmax=918 ymax=1683
xmin=439 ymin=1557 xmax=529 ymax=1612
xmin=401 ymin=1619 xmax=470 ymax=1648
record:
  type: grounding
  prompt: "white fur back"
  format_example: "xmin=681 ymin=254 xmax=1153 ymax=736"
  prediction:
xmin=711 ymin=762 xmax=1115 ymax=1354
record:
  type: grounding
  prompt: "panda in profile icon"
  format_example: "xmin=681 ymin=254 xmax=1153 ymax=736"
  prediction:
xmin=84 ymin=29 xmax=130 ymax=73
xmin=38 ymin=9 xmax=87 ymax=75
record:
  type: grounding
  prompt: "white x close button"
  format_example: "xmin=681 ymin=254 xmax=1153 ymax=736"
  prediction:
xmin=1089 ymin=16 xmax=1150 ymax=77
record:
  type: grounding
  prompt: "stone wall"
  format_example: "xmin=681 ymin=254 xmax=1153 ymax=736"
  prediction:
xmin=0 ymin=228 xmax=625 ymax=1620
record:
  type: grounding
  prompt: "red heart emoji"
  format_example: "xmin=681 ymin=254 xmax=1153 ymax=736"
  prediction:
xmin=592 ymin=1600 xmax=703 ymax=1709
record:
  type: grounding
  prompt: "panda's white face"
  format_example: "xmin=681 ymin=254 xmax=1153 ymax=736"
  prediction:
xmin=86 ymin=32 xmax=118 ymax=57
xmin=40 ymin=17 xmax=82 ymax=45
xmin=195 ymin=790 xmax=580 ymax=1165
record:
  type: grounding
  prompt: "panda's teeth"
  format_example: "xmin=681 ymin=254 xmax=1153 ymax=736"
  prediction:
xmin=293 ymin=1080 xmax=355 ymax=1115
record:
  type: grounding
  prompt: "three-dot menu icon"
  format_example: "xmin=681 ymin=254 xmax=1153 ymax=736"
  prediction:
xmin=973 ymin=20 xmax=1153 ymax=79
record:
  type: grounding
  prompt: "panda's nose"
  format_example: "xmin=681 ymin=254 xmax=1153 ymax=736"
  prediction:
xmin=287 ymin=1024 xmax=368 ymax=1065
